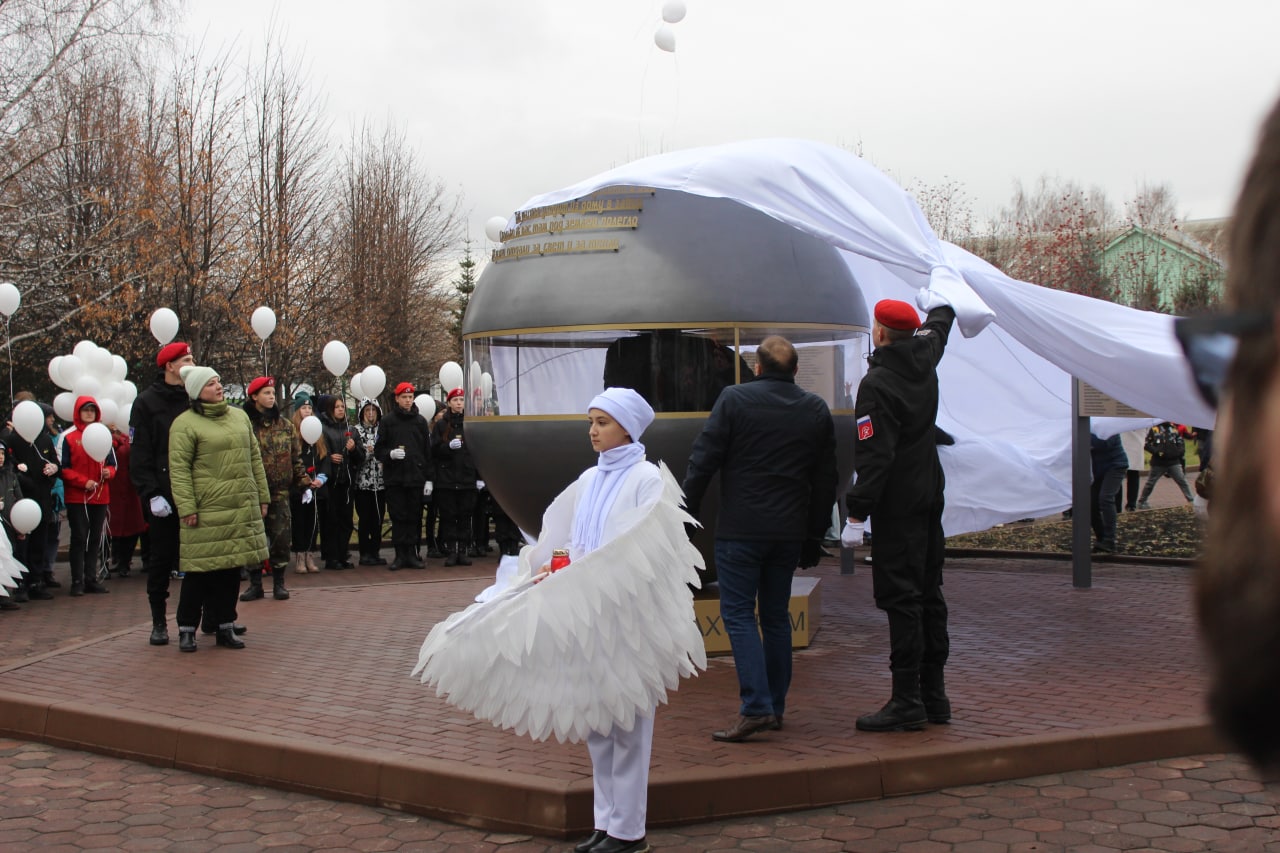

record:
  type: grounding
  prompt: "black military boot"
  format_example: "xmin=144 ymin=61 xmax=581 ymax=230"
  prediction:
xmin=856 ymin=670 xmax=927 ymax=732
xmin=240 ymin=567 xmax=265 ymax=601
xmin=405 ymin=547 xmax=424 ymax=569
xmin=921 ymin=667 xmax=951 ymax=724
xmin=455 ymin=541 xmax=472 ymax=567
xmin=443 ymin=544 xmax=460 ymax=567
xmin=389 ymin=546 xmax=405 ymax=571
xmin=178 ymin=627 xmax=197 ymax=653
xmin=271 ymin=566 xmax=290 ymax=600
xmin=215 ymin=623 xmax=246 ymax=649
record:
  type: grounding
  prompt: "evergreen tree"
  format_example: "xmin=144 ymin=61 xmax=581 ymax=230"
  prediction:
xmin=450 ymin=239 xmax=477 ymax=352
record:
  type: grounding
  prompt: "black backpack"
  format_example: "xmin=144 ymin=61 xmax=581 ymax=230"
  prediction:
xmin=1145 ymin=426 xmax=1184 ymax=461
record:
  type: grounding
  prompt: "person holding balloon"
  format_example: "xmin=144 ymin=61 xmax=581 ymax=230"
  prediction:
xmin=353 ymin=397 xmax=388 ymax=566
xmin=431 ymin=387 xmax=479 ymax=567
xmin=289 ymin=397 xmax=328 ymax=573
xmin=314 ymin=394 xmax=364 ymax=570
xmin=8 ymin=399 xmax=59 ymax=600
xmin=59 ymin=396 xmax=117 ymax=596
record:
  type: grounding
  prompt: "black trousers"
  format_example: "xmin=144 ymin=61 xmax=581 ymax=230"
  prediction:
xmin=435 ymin=488 xmax=477 ymax=545
xmin=424 ymin=496 xmax=439 ymax=545
xmin=354 ymin=488 xmax=386 ymax=556
xmin=869 ymin=507 xmax=949 ymax=675
xmin=144 ymin=511 xmax=179 ymax=622
xmin=290 ymin=493 xmax=321 ymax=552
xmin=471 ymin=490 xmax=491 ymax=550
xmin=66 ymin=503 xmax=107 ymax=587
xmin=385 ymin=485 xmax=422 ymax=547
xmin=111 ymin=531 xmax=150 ymax=573
xmin=13 ymin=515 xmax=51 ymax=581
xmin=176 ymin=567 xmax=241 ymax=630
xmin=321 ymin=483 xmax=354 ymax=563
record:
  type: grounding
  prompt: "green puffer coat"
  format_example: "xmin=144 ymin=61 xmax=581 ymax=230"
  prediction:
xmin=169 ymin=400 xmax=270 ymax=572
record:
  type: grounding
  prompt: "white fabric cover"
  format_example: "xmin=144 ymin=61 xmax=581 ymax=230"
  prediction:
xmin=512 ymin=139 xmax=1215 ymax=534
xmin=0 ymin=529 xmax=30 ymax=595
xmin=412 ymin=463 xmax=706 ymax=743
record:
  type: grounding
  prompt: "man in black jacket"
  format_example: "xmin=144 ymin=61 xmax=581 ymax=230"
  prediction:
xmin=431 ymin=388 xmax=479 ymax=567
xmin=683 ymin=335 xmax=837 ymax=743
xmin=846 ymin=299 xmax=955 ymax=733
xmin=375 ymin=382 xmax=432 ymax=569
xmin=129 ymin=342 xmax=195 ymax=646
xmin=10 ymin=402 xmax=60 ymax=600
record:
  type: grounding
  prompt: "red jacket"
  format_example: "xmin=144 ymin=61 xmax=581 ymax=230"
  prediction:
xmin=59 ymin=395 xmax=117 ymax=506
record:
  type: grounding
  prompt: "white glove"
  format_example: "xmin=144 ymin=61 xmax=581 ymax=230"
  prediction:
xmin=301 ymin=489 xmax=314 ymax=505
xmin=448 ymin=437 xmax=462 ymax=450
xmin=475 ymin=479 xmax=485 ymax=490
xmin=150 ymin=496 xmax=173 ymax=518
xmin=389 ymin=448 xmax=406 ymax=460
xmin=423 ymin=481 xmax=434 ymax=497
xmin=841 ymin=519 xmax=865 ymax=549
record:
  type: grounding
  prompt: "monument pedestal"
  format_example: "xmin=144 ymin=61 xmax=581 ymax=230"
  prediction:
xmin=693 ymin=576 xmax=822 ymax=655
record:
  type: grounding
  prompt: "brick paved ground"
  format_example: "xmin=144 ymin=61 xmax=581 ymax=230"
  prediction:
xmin=1 ymin=739 xmax=1276 ymax=852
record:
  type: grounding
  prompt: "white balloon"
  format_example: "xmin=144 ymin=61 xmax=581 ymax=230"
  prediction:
xmin=73 ymin=339 xmax=98 ymax=361
xmin=72 ymin=375 xmax=102 ymax=400
xmin=150 ymin=307 xmax=179 ymax=344
xmin=251 ymin=306 xmax=276 ymax=341
xmin=415 ymin=394 xmax=435 ymax=419
xmin=80 ymin=422 xmax=112 ymax=462
xmin=9 ymin=498 xmax=41 ymax=534
xmin=53 ymin=392 xmax=75 ymax=422
xmin=481 ymin=372 xmax=494 ymax=399
xmin=97 ymin=398 xmax=119 ymax=429
xmin=661 ymin=0 xmax=687 ymax=23
xmin=485 ymin=216 xmax=508 ymax=242
xmin=299 ymin=415 xmax=323 ymax=445
xmin=118 ymin=402 xmax=132 ymax=430
xmin=322 ymin=340 xmax=350 ymax=377
xmin=12 ymin=400 xmax=44 ymax=443
xmin=56 ymin=354 xmax=83 ymax=388
xmin=439 ymin=361 xmax=464 ymax=392
xmin=654 ymin=24 xmax=676 ymax=52
xmin=88 ymin=346 xmax=114 ymax=378
xmin=117 ymin=380 xmax=138 ymax=405
xmin=110 ymin=354 xmax=128 ymax=382
xmin=48 ymin=356 xmax=65 ymax=388
xmin=362 ymin=365 xmax=386 ymax=398
xmin=0 ymin=282 xmax=20 ymax=317
xmin=349 ymin=371 xmax=365 ymax=401
xmin=469 ymin=361 xmax=482 ymax=397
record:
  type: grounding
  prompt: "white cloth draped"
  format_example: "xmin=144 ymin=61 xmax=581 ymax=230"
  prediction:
xmin=513 ymin=139 xmax=1213 ymax=534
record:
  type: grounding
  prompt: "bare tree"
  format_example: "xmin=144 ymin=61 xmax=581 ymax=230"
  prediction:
xmin=907 ymin=176 xmax=974 ymax=244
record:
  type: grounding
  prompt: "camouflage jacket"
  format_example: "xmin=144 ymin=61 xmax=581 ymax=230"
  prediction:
xmin=246 ymin=405 xmax=304 ymax=499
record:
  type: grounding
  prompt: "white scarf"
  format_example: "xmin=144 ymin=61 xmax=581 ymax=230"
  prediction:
xmin=570 ymin=442 xmax=646 ymax=555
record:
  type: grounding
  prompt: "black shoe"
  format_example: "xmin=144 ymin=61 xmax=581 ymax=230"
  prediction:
xmin=83 ymin=582 xmax=109 ymax=594
xmin=427 ymin=545 xmax=445 ymax=559
xmin=455 ymin=551 xmax=472 ymax=566
xmin=574 ymin=830 xmax=609 ymax=852
xmin=358 ymin=554 xmax=379 ymax=566
xmin=592 ymin=836 xmax=649 ymax=853
xmin=406 ymin=551 xmax=424 ymax=569
xmin=443 ymin=552 xmax=460 ymax=567
xmin=323 ymin=560 xmax=343 ymax=570
xmin=215 ymin=626 xmax=246 ymax=649
xmin=856 ymin=696 xmax=927 ymax=732
xmin=115 ymin=567 xmax=131 ymax=578
xmin=467 ymin=544 xmax=484 ymax=557
xmin=12 ymin=588 xmax=29 ymax=603
xmin=42 ymin=574 xmax=61 ymax=589
xmin=69 ymin=583 xmax=84 ymax=597
xmin=711 ymin=714 xmax=777 ymax=743
xmin=150 ymin=624 xmax=170 ymax=646
xmin=239 ymin=584 xmax=265 ymax=602
xmin=272 ymin=585 xmax=290 ymax=600
xmin=28 ymin=587 xmax=54 ymax=601
xmin=203 ymin=623 xmax=247 ymax=636
xmin=179 ymin=631 xmax=197 ymax=652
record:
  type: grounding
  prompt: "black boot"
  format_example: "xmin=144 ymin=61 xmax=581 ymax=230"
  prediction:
xmin=856 ymin=670 xmax=927 ymax=732
xmin=271 ymin=566 xmax=290 ymax=600
xmin=215 ymin=623 xmax=246 ymax=649
xmin=150 ymin=623 xmax=170 ymax=645
xmin=178 ymin=628 xmax=197 ymax=653
xmin=443 ymin=544 xmax=460 ymax=567
xmin=42 ymin=571 xmax=61 ymax=589
xmin=240 ymin=567 xmax=265 ymax=601
xmin=406 ymin=547 xmax=424 ymax=569
xmin=455 ymin=541 xmax=472 ymax=567
xmin=921 ymin=667 xmax=951 ymax=724
xmin=389 ymin=546 xmax=406 ymax=571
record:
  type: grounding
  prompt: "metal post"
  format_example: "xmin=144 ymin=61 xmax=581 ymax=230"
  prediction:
xmin=1071 ymin=377 xmax=1093 ymax=588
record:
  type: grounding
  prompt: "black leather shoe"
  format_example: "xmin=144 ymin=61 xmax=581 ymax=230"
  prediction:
xmin=592 ymin=836 xmax=649 ymax=853
xmin=711 ymin=714 xmax=777 ymax=743
xmin=574 ymin=829 xmax=608 ymax=852
xmin=43 ymin=575 xmax=61 ymax=588
xmin=179 ymin=631 xmax=197 ymax=652
xmin=83 ymin=583 xmax=110 ymax=594
xmin=272 ymin=585 xmax=290 ymax=600
xmin=69 ymin=583 xmax=84 ymax=597
xmin=204 ymin=623 xmax=248 ymax=636
xmin=323 ymin=560 xmax=343 ymax=570
xmin=455 ymin=552 xmax=472 ymax=566
xmin=215 ymin=627 xmax=245 ymax=649
xmin=150 ymin=624 xmax=170 ymax=646
xmin=239 ymin=584 xmax=265 ymax=602
xmin=856 ymin=697 xmax=927 ymax=732
xmin=358 ymin=554 xmax=379 ymax=566
xmin=28 ymin=587 xmax=54 ymax=600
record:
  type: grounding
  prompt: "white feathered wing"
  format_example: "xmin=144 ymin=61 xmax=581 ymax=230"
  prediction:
xmin=412 ymin=463 xmax=706 ymax=743
xmin=0 ymin=526 xmax=30 ymax=595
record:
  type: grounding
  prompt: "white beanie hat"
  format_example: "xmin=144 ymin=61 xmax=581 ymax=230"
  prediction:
xmin=180 ymin=365 xmax=219 ymax=400
xmin=587 ymin=387 xmax=654 ymax=441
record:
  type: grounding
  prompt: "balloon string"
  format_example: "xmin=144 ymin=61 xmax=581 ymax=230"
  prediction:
xmin=5 ymin=316 xmax=12 ymax=414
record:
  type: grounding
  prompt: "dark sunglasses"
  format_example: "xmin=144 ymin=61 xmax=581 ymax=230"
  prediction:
xmin=1173 ymin=311 xmax=1272 ymax=409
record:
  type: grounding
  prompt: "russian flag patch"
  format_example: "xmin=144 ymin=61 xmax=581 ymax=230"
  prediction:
xmin=857 ymin=415 xmax=874 ymax=441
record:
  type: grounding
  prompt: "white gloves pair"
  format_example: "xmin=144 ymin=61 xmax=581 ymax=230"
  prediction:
xmin=423 ymin=481 xmax=434 ymax=497
xmin=841 ymin=519 xmax=865 ymax=549
xmin=389 ymin=448 xmax=406 ymax=460
xmin=150 ymin=496 xmax=173 ymax=518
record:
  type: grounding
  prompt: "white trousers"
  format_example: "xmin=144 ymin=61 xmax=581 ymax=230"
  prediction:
xmin=586 ymin=712 xmax=654 ymax=841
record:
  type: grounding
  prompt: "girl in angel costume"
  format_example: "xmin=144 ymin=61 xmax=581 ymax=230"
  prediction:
xmin=414 ymin=387 xmax=705 ymax=853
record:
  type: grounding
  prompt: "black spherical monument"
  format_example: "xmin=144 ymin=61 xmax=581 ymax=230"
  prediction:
xmin=461 ymin=187 xmax=869 ymax=577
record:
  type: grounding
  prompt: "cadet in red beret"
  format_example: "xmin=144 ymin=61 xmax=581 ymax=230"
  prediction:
xmin=246 ymin=376 xmax=273 ymax=398
xmin=156 ymin=341 xmax=192 ymax=369
xmin=845 ymin=294 xmax=957 ymax=733
xmin=395 ymin=382 xmax=415 ymax=396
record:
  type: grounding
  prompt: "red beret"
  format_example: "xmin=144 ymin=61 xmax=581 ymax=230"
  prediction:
xmin=246 ymin=376 xmax=273 ymax=397
xmin=156 ymin=341 xmax=192 ymax=367
xmin=395 ymin=382 xmax=415 ymax=395
xmin=874 ymin=299 xmax=921 ymax=332
xmin=447 ymin=387 xmax=465 ymax=401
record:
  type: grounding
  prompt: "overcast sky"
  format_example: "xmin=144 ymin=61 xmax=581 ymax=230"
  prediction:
xmin=182 ymin=0 xmax=1280 ymax=247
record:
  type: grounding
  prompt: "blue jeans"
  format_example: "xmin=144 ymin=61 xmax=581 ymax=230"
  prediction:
xmin=715 ymin=538 xmax=802 ymax=718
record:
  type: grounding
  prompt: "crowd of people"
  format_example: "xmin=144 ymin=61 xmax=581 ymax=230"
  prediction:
xmin=0 ymin=345 xmax=516 ymax=637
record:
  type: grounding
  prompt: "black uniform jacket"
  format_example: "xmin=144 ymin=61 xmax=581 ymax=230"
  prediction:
xmin=374 ymin=405 xmax=432 ymax=488
xmin=683 ymin=370 xmax=838 ymax=542
xmin=129 ymin=376 xmax=192 ymax=506
xmin=846 ymin=306 xmax=955 ymax=523
xmin=431 ymin=412 xmax=478 ymax=490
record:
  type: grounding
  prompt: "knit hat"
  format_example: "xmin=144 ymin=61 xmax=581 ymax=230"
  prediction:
xmin=157 ymin=341 xmax=192 ymax=368
xmin=246 ymin=376 xmax=273 ymax=397
xmin=588 ymin=387 xmax=655 ymax=441
xmin=180 ymin=365 xmax=219 ymax=400
xmin=395 ymin=382 xmax=415 ymax=395
xmin=447 ymin=387 xmax=465 ymax=401
xmin=873 ymin=299 xmax=921 ymax=332
xmin=314 ymin=394 xmax=340 ymax=418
